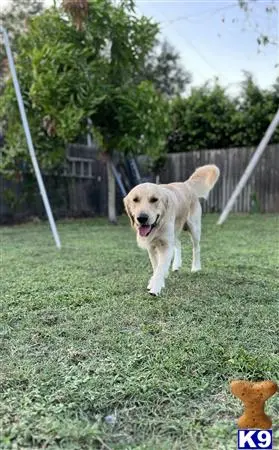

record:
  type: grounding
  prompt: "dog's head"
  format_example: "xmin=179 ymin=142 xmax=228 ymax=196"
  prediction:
xmin=124 ymin=183 xmax=169 ymax=238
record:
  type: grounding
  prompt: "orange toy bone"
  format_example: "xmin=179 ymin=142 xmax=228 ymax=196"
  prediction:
xmin=230 ymin=380 xmax=278 ymax=429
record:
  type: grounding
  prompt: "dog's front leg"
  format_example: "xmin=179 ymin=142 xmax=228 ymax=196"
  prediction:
xmin=147 ymin=247 xmax=158 ymax=290
xmin=148 ymin=246 xmax=158 ymax=272
xmin=148 ymin=243 xmax=174 ymax=296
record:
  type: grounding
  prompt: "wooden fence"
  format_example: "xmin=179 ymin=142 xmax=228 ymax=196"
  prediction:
xmin=0 ymin=145 xmax=108 ymax=223
xmin=156 ymin=144 xmax=279 ymax=213
xmin=0 ymin=144 xmax=278 ymax=223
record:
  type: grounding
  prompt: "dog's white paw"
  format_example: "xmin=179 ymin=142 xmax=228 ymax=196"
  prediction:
xmin=191 ymin=265 xmax=201 ymax=273
xmin=148 ymin=277 xmax=165 ymax=296
xmin=149 ymin=286 xmax=162 ymax=296
xmin=172 ymin=263 xmax=181 ymax=272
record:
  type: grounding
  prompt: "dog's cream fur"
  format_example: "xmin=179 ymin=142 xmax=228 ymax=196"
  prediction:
xmin=124 ymin=165 xmax=220 ymax=295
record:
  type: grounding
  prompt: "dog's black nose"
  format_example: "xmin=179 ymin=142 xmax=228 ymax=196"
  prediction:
xmin=137 ymin=214 xmax=149 ymax=224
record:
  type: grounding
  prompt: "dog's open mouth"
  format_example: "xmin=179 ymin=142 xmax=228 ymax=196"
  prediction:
xmin=138 ymin=215 xmax=159 ymax=237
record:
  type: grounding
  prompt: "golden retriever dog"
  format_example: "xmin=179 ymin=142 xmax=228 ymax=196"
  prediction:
xmin=124 ymin=165 xmax=220 ymax=295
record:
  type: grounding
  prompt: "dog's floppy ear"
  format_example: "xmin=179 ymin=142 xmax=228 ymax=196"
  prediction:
xmin=123 ymin=196 xmax=135 ymax=227
xmin=162 ymin=190 xmax=169 ymax=214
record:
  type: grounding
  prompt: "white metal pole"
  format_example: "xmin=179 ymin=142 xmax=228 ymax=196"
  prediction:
xmin=0 ymin=26 xmax=61 ymax=248
xmin=217 ymin=107 xmax=279 ymax=225
xmin=87 ymin=118 xmax=93 ymax=147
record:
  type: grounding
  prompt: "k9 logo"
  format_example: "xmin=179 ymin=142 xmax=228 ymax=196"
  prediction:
xmin=238 ymin=430 xmax=272 ymax=449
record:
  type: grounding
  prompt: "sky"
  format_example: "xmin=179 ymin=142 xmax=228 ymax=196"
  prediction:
xmin=135 ymin=1 xmax=279 ymax=95
xmin=1 ymin=0 xmax=278 ymax=95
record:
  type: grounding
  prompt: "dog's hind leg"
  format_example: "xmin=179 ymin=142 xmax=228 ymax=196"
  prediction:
xmin=172 ymin=238 xmax=182 ymax=272
xmin=187 ymin=202 xmax=202 ymax=272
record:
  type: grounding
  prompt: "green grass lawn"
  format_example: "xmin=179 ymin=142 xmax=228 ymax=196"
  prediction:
xmin=1 ymin=214 xmax=279 ymax=450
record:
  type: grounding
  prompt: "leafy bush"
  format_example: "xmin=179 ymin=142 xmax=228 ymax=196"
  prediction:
xmin=167 ymin=74 xmax=279 ymax=153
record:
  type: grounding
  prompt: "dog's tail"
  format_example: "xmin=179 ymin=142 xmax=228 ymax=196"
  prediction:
xmin=186 ymin=165 xmax=220 ymax=199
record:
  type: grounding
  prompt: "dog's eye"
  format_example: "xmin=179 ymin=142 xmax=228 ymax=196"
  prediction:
xmin=150 ymin=197 xmax=158 ymax=203
xmin=133 ymin=197 xmax=139 ymax=203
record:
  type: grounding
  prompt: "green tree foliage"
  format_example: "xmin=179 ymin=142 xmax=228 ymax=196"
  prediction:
xmin=0 ymin=0 xmax=43 ymax=86
xmin=137 ymin=39 xmax=192 ymax=97
xmin=0 ymin=0 xmax=43 ymax=37
xmin=232 ymin=73 xmax=279 ymax=146
xmin=0 ymin=0 xmax=170 ymax=176
xmin=167 ymin=74 xmax=279 ymax=153
xmin=167 ymin=80 xmax=236 ymax=152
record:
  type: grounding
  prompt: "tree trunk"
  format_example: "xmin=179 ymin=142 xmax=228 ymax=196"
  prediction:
xmin=106 ymin=158 xmax=117 ymax=224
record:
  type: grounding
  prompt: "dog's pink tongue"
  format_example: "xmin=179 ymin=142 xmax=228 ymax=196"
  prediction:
xmin=139 ymin=225 xmax=152 ymax=237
